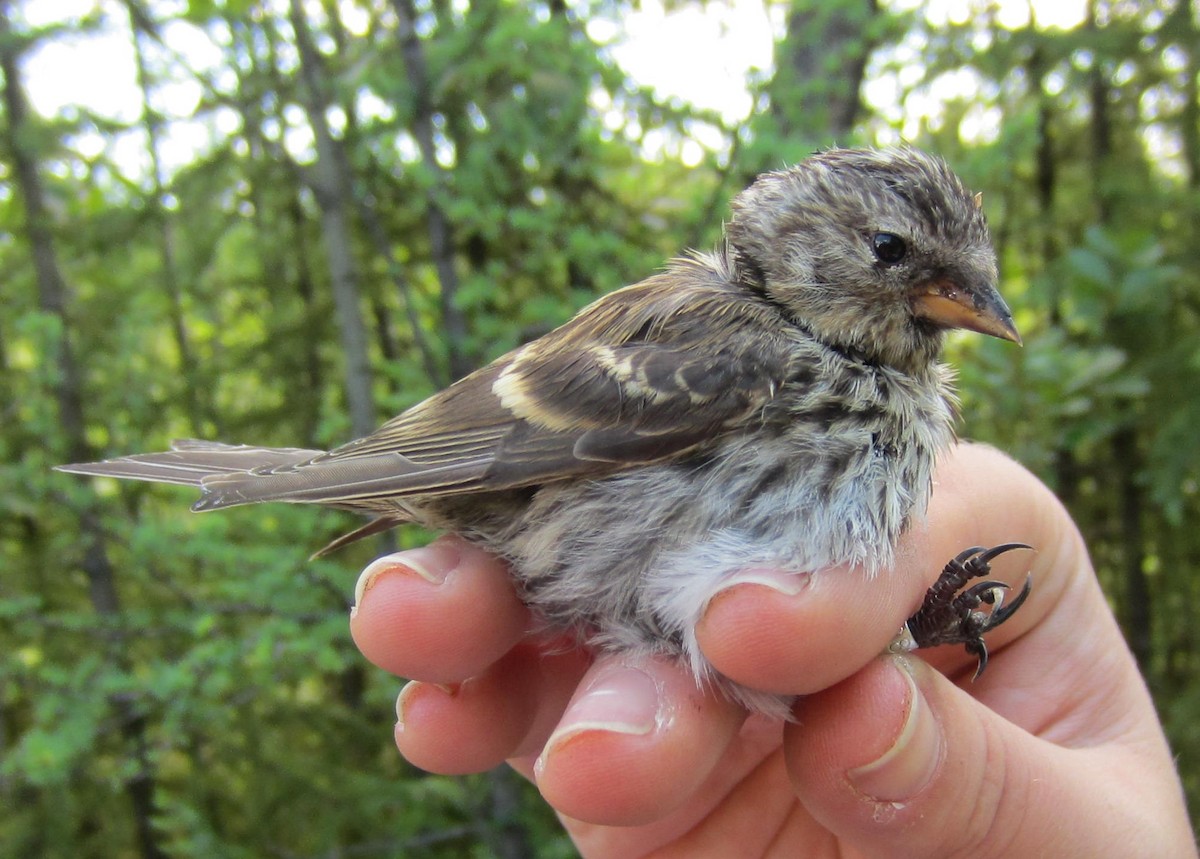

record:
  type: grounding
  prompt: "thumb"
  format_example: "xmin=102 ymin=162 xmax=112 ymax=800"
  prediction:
xmin=784 ymin=655 xmax=1179 ymax=859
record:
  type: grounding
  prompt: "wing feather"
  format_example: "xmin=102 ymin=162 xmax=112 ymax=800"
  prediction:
xmin=67 ymin=255 xmax=803 ymax=515
xmin=193 ymin=453 xmax=492 ymax=511
xmin=258 ymin=255 xmax=800 ymax=501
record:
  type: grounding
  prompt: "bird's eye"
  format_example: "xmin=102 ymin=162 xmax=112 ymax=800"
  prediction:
xmin=872 ymin=232 xmax=907 ymax=265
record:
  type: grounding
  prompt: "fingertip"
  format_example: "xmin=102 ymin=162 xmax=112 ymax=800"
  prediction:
xmin=393 ymin=645 xmax=540 ymax=774
xmin=786 ymin=656 xmax=903 ymax=790
xmin=697 ymin=571 xmax=908 ymax=695
xmin=785 ymin=656 xmax=978 ymax=852
xmin=534 ymin=656 xmax=744 ymax=826
xmin=350 ymin=537 xmax=530 ymax=683
xmin=786 ymin=656 xmax=941 ymax=808
xmin=392 ymin=637 xmax=593 ymax=776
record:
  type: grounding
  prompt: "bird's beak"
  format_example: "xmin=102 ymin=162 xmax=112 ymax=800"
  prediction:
xmin=911 ymin=277 xmax=1021 ymax=344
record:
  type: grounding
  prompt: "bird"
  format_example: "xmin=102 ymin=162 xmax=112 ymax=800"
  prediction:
xmin=60 ymin=147 xmax=1031 ymax=716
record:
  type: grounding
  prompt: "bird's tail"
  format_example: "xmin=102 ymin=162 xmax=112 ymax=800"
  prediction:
xmin=55 ymin=439 xmax=323 ymax=492
xmin=57 ymin=440 xmax=407 ymax=556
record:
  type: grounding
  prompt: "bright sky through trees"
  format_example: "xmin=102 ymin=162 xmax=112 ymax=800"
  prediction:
xmin=18 ymin=0 xmax=1090 ymax=176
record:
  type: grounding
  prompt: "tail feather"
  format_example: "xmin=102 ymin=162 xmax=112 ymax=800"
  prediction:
xmin=56 ymin=440 xmax=426 ymax=555
xmin=310 ymin=517 xmax=404 ymax=559
xmin=57 ymin=439 xmax=494 ymax=513
xmin=55 ymin=440 xmax=323 ymax=489
xmin=192 ymin=454 xmax=490 ymax=511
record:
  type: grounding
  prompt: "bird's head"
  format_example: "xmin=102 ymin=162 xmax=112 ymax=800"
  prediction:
xmin=726 ymin=147 xmax=1018 ymax=371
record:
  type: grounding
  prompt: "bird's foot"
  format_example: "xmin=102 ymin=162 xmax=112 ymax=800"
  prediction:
xmin=892 ymin=543 xmax=1033 ymax=679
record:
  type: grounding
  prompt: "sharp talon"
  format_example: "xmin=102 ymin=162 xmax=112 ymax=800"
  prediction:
xmin=986 ymin=574 xmax=1033 ymax=628
xmin=961 ymin=580 xmax=1010 ymax=603
xmin=974 ymin=542 xmax=1033 ymax=564
xmin=971 ymin=641 xmax=990 ymax=680
xmin=952 ymin=545 xmax=988 ymax=565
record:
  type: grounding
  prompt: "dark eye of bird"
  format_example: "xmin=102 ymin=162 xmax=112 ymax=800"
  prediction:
xmin=872 ymin=232 xmax=907 ymax=265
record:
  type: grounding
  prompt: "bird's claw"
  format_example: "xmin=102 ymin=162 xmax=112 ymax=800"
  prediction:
xmin=903 ymin=543 xmax=1033 ymax=679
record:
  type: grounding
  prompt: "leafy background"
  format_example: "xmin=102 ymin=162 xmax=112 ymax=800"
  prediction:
xmin=2 ymin=0 xmax=1198 ymax=855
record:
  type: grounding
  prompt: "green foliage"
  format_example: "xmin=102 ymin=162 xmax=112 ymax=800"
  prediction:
xmin=3 ymin=0 xmax=1200 ymax=853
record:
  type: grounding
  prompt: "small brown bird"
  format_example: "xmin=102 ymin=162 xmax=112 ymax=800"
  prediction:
xmin=61 ymin=147 xmax=1030 ymax=716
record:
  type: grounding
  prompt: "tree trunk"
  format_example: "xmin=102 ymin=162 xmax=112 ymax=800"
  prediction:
xmin=1087 ymin=0 xmax=1150 ymax=669
xmin=479 ymin=767 xmax=536 ymax=859
xmin=1172 ymin=1 xmax=1200 ymax=189
xmin=354 ymin=182 xmax=445 ymax=386
xmin=768 ymin=0 xmax=879 ymax=143
xmin=1087 ymin=0 xmax=1114 ymax=223
xmin=0 ymin=9 xmax=166 ymax=858
xmin=288 ymin=0 xmax=391 ymax=691
xmin=391 ymin=0 xmax=474 ymax=381
xmin=232 ymin=15 xmax=327 ymax=446
xmin=125 ymin=1 xmax=208 ymax=435
xmin=288 ymin=0 xmax=377 ymax=438
xmin=716 ymin=0 xmax=878 ymax=240
xmin=1113 ymin=426 xmax=1151 ymax=669
xmin=1028 ymin=43 xmax=1081 ymax=505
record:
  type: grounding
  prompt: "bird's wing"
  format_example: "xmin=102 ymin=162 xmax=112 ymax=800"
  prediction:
xmin=194 ymin=258 xmax=799 ymax=511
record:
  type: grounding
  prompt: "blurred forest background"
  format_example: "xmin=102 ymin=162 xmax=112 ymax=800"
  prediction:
xmin=2 ymin=0 xmax=1199 ymax=855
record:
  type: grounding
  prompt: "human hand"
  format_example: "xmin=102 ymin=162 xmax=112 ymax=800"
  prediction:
xmin=349 ymin=442 xmax=1195 ymax=858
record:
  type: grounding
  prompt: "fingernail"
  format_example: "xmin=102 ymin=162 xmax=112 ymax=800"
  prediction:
xmin=712 ymin=566 xmax=812 ymax=599
xmin=352 ymin=542 xmax=461 ymax=610
xmin=395 ymin=680 xmax=458 ymax=732
xmin=536 ymin=663 xmax=662 ymax=775
xmin=848 ymin=658 xmax=942 ymax=802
